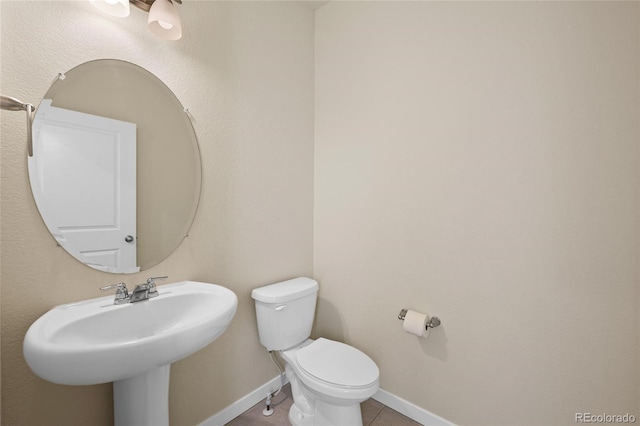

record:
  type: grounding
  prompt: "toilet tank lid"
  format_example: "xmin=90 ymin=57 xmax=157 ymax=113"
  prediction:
xmin=252 ymin=277 xmax=318 ymax=303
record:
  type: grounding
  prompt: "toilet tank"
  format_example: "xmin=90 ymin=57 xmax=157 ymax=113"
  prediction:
xmin=251 ymin=277 xmax=318 ymax=351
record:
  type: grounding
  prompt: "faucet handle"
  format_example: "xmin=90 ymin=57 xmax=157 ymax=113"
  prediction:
xmin=100 ymin=282 xmax=128 ymax=293
xmin=146 ymin=276 xmax=167 ymax=298
xmin=146 ymin=276 xmax=168 ymax=285
xmin=100 ymin=282 xmax=130 ymax=304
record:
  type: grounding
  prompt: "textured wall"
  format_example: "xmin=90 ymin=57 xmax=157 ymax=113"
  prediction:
xmin=1 ymin=1 xmax=314 ymax=424
xmin=314 ymin=2 xmax=639 ymax=425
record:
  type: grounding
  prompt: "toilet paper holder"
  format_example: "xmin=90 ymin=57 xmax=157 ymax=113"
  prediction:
xmin=398 ymin=308 xmax=441 ymax=329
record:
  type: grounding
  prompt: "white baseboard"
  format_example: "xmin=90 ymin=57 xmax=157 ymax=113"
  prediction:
xmin=372 ymin=388 xmax=454 ymax=426
xmin=200 ymin=375 xmax=454 ymax=426
xmin=199 ymin=375 xmax=288 ymax=426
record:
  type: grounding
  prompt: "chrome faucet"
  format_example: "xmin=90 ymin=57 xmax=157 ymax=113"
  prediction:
xmin=130 ymin=276 xmax=167 ymax=303
xmin=100 ymin=276 xmax=167 ymax=304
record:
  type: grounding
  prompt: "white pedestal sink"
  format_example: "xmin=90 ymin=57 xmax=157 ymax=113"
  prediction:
xmin=23 ymin=281 xmax=238 ymax=426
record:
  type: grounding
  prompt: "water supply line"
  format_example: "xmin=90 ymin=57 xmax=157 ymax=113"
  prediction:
xmin=1 ymin=95 xmax=35 ymax=156
xmin=263 ymin=350 xmax=285 ymax=417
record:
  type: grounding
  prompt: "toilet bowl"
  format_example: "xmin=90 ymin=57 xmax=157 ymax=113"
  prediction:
xmin=252 ymin=278 xmax=380 ymax=426
xmin=283 ymin=338 xmax=379 ymax=425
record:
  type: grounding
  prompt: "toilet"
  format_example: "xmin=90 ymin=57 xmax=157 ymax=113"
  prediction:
xmin=252 ymin=277 xmax=380 ymax=426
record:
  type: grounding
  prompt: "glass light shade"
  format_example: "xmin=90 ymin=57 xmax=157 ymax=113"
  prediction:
xmin=148 ymin=0 xmax=182 ymax=40
xmin=90 ymin=0 xmax=130 ymax=17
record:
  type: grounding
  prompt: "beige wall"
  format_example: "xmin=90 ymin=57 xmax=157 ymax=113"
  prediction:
xmin=1 ymin=1 xmax=314 ymax=425
xmin=314 ymin=2 xmax=639 ymax=425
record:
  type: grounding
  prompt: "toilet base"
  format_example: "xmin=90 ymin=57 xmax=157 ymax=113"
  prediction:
xmin=288 ymin=400 xmax=364 ymax=426
xmin=286 ymin=362 xmax=365 ymax=426
xmin=288 ymin=398 xmax=364 ymax=426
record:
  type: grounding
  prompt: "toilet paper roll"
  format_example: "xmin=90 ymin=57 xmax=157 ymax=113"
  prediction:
xmin=402 ymin=309 xmax=429 ymax=338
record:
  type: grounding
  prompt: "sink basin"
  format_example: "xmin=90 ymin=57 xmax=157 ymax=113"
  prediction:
xmin=23 ymin=281 xmax=238 ymax=386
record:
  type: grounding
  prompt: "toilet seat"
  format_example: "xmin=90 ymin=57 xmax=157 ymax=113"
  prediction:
xmin=296 ymin=338 xmax=379 ymax=388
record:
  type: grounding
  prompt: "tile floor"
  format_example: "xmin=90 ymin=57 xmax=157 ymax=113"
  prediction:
xmin=225 ymin=384 xmax=422 ymax=426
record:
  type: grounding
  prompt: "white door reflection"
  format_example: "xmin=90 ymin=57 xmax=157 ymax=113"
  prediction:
xmin=30 ymin=99 xmax=138 ymax=273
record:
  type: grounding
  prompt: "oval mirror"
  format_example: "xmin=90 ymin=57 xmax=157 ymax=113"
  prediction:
xmin=28 ymin=59 xmax=201 ymax=274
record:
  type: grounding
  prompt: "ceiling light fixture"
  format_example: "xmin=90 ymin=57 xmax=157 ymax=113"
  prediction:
xmin=147 ymin=0 xmax=182 ymax=40
xmin=91 ymin=0 xmax=183 ymax=40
